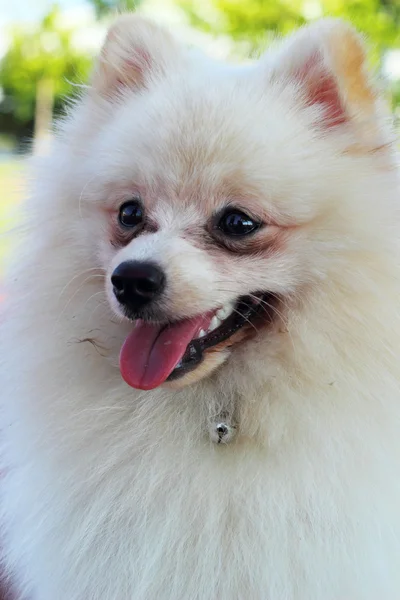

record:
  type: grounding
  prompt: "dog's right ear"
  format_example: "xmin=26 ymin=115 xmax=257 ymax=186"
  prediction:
xmin=91 ymin=15 xmax=181 ymax=98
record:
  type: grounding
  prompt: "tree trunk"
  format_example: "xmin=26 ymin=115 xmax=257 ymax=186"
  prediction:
xmin=33 ymin=77 xmax=54 ymax=155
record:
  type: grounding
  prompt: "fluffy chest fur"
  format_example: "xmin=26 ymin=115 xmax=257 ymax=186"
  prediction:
xmin=3 ymin=278 xmax=400 ymax=600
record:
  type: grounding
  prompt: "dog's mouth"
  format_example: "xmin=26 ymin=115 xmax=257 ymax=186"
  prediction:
xmin=119 ymin=292 xmax=278 ymax=390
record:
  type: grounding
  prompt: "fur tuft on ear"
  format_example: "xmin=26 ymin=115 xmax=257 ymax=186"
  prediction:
xmin=91 ymin=15 xmax=181 ymax=98
xmin=269 ymin=19 xmax=377 ymax=130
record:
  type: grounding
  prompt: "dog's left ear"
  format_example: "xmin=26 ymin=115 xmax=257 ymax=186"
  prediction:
xmin=91 ymin=15 xmax=182 ymax=98
xmin=268 ymin=19 xmax=381 ymax=132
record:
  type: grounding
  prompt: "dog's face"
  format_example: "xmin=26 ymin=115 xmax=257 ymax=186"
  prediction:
xmin=75 ymin=16 xmax=389 ymax=390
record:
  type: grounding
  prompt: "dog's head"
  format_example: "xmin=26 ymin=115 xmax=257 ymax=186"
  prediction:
xmin=73 ymin=15 xmax=393 ymax=390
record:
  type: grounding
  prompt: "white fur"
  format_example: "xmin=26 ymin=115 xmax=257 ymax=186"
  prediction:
xmin=1 ymin=15 xmax=400 ymax=599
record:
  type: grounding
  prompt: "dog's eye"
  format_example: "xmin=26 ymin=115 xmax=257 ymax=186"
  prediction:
xmin=118 ymin=200 xmax=144 ymax=228
xmin=218 ymin=210 xmax=260 ymax=236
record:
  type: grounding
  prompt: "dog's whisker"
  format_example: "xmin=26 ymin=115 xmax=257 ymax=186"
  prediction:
xmin=248 ymin=293 xmax=287 ymax=323
xmin=231 ymin=307 xmax=260 ymax=334
xmin=89 ymin=300 xmax=112 ymax=322
xmin=248 ymin=293 xmax=299 ymax=356
xmin=58 ymin=269 xmax=105 ymax=301
xmin=75 ymin=405 xmax=129 ymax=414
xmin=57 ymin=280 xmax=106 ymax=325
xmin=78 ymin=174 xmax=101 ymax=219
xmin=83 ymin=291 xmax=108 ymax=311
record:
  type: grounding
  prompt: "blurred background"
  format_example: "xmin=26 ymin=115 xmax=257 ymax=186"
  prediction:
xmin=0 ymin=0 xmax=399 ymax=273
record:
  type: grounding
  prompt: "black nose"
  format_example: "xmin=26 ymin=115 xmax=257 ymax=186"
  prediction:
xmin=111 ymin=261 xmax=166 ymax=311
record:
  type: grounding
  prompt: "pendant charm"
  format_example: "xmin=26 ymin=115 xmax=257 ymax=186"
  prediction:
xmin=208 ymin=412 xmax=237 ymax=444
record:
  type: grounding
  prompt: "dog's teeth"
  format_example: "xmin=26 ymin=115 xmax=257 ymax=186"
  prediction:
xmin=209 ymin=316 xmax=221 ymax=332
xmin=217 ymin=303 xmax=233 ymax=321
xmin=199 ymin=329 xmax=206 ymax=338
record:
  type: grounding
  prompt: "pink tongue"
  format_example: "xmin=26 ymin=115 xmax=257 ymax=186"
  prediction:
xmin=120 ymin=313 xmax=212 ymax=390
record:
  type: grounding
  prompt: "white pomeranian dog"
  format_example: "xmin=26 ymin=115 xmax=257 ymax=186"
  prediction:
xmin=1 ymin=14 xmax=400 ymax=600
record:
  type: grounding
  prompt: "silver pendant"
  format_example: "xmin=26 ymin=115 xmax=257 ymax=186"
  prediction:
xmin=208 ymin=413 xmax=237 ymax=444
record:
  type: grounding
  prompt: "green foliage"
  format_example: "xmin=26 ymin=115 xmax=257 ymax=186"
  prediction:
xmin=179 ymin=0 xmax=400 ymax=111
xmin=179 ymin=0 xmax=400 ymax=58
xmin=0 ymin=6 xmax=91 ymax=134
xmin=90 ymin=0 xmax=142 ymax=17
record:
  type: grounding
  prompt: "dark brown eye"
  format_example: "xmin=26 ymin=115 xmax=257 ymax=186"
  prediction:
xmin=218 ymin=210 xmax=260 ymax=236
xmin=118 ymin=199 xmax=144 ymax=228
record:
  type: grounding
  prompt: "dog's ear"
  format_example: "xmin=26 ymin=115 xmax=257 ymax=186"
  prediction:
xmin=91 ymin=15 xmax=181 ymax=97
xmin=268 ymin=19 xmax=378 ymax=130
